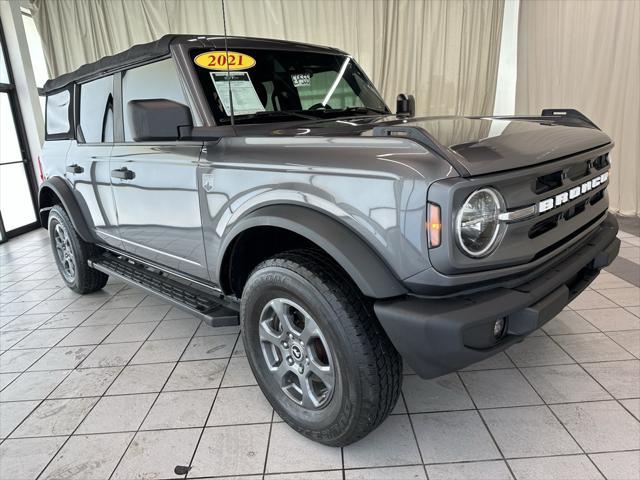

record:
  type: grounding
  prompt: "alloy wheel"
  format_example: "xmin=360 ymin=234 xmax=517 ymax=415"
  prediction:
xmin=54 ymin=223 xmax=76 ymax=282
xmin=258 ymin=298 xmax=335 ymax=409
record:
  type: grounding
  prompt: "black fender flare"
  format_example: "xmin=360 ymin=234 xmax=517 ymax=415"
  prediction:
xmin=217 ymin=205 xmax=407 ymax=299
xmin=38 ymin=176 xmax=96 ymax=243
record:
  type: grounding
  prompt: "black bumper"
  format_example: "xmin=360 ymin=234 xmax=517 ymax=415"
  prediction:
xmin=374 ymin=213 xmax=620 ymax=378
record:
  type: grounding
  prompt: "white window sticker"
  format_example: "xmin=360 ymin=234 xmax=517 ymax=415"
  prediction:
xmin=291 ymin=73 xmax=311 ymax=88
xmin=210 ymin=71 xmax=265 ymax=116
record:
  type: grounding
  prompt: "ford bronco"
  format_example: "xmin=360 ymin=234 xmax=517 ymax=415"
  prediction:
xmin=39 ymin=35 xmax=620 ymax=446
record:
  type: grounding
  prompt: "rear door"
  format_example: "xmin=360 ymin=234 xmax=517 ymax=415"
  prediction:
xmin=66 ymin=75 xmax=121 ymax=248
xmin=110 ymin=59 xmax=208 ymax=279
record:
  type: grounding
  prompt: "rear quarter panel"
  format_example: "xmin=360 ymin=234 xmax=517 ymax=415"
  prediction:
xmin=39 ymin=140 xmax=72 ymax=181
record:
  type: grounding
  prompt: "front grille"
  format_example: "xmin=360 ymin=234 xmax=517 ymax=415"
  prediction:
xmin=528 ymin=153 xmax=609 ymax=239
xmin=535 ymin=172 xmax=563 ymax=194
xmin=535 ymin=153 xmax=609 ymax=194
xmin=427 ymin=146 xmax=612 ymax=275
xmin=530 ymin=215 xmax=560 ymax=239
xmin=532 ymin=210 xmax=607 ymax=261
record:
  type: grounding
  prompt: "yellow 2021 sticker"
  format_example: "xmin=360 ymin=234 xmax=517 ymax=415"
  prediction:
xmin=194 ymin=51 xmax=256 ymax=71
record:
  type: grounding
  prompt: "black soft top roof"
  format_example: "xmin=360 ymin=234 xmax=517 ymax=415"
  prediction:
xmin=43 ymin=34 xmax=344 ymax=93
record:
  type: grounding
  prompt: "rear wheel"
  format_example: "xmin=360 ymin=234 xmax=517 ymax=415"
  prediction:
xmin=241 ymin=249 xmax=402 ymax=446
xmin=48 ymin=205 xmax=108 ymax=294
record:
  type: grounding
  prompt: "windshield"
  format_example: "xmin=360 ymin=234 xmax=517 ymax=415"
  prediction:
xmin=190 ymin=48 xmax=389 ymax=125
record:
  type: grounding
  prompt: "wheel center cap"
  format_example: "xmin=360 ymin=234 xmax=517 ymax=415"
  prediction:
xmin=291 ymin=344 xmax=303 ymax=360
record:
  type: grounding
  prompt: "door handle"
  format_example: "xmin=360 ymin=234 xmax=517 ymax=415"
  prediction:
xmin=66 ymin=164 xmax=84 ymax=174
xmin=111 ymin=167 xmax=135 ymax=180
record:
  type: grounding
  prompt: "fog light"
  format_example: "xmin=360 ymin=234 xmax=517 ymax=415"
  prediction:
xmin=493 ymin=318 xmax=506 ymax=339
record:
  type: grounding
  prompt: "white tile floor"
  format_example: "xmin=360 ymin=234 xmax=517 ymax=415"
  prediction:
xmin=0 ymin=227 xmax=638 ymax=480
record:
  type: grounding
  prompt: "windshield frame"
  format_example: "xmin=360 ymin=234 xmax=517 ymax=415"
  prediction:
xmin=187 ymin=46 xmax=390 ymax=126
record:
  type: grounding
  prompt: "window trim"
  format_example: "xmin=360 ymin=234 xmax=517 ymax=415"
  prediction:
xmin=44 ymin=84 xmax=75 ymax=141
xmin=117 ymin=58 xmax=192 ymax=143
xmin=75 ymin=75 xmax=116 ymax=145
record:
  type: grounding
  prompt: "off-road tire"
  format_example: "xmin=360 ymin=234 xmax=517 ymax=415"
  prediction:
xmin=48 ymin=205 xmax=108 ymax=294
xmin=241 ymin=248 xmax=402 ymax=446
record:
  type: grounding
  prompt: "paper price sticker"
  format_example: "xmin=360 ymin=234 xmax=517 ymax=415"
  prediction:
xmin=291 ymin=73 xmax=311 ymax=87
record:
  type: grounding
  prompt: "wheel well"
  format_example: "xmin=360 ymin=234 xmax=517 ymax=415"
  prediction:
xmin=38 ymin=186 xmax=62 ymax=228
xmin=222 ymin=226 xmax=327 ymax=297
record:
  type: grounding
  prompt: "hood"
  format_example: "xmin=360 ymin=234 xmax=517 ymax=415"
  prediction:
xmin=265 ymin=115 xmax=612 ymax=176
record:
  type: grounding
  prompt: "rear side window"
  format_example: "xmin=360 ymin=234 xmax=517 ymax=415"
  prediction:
xmin=122 ymin=59 xmax=187 ymax=141
xmin=45 ymin=88 xmax=72 ymax=138
xmin=79 ymin=75 xmax=114 ymax=143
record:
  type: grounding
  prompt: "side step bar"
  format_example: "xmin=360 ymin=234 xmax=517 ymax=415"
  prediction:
xmin=88 ymin=253 xmax=239 ymax=327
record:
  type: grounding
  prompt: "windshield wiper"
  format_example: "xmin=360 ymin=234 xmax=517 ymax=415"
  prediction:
xmin=305 ymin=106 xmax=389 ymax=116
xmin=342 ymin=106 xmax=389 ymax=115
xmin=242 ymin=110 xmax=316 ymax=121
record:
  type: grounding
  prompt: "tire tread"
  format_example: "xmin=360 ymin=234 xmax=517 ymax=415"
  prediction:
xmin=245 ymin=248 xmax=402 ymax=445
xmin=49 ymin=205 xmax=108 ymax=294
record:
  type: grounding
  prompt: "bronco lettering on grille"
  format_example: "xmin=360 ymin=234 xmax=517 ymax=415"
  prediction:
xmin=538 ymin=171 xmax=609 ymax=213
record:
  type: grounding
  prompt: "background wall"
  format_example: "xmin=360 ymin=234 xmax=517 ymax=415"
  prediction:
xmin=516 ymin=0 xmax=640 ymax=216
xmin=29 ymin=0 xmax=504 ymax=117
xmin=26 ymin=0 xmax=640 ymax=216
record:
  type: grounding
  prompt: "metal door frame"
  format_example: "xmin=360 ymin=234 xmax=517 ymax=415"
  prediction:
xmin=0 ymin=21 xmax=40 ymax=243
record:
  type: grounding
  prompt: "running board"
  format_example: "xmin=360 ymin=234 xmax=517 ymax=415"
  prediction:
xmin=88 ymin=253 xmax=239 ymax=327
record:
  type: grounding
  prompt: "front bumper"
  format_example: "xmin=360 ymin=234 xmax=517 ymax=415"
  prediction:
xmin=374 ymin=213 xmax=620 ymax=378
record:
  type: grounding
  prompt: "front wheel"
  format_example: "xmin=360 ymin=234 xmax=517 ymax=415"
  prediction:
xmin=48 ymin=205 xmax=108 ymax=294
xmin=240 ymin=249 xmax=402 ymax=446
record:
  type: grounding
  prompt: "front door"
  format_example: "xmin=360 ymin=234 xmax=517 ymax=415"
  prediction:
xmin=110 ymin=143 xmax=208 ymax=278
xmin=110 ymin=58 xmax=208 ymax=279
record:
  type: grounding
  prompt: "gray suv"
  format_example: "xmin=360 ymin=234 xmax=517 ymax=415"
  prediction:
xmin=39 ymin=34 xmax=620 ymax=446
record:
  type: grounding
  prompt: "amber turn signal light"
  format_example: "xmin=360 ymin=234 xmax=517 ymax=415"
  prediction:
xmin=427 ymin=202 xmax=441 ymax=248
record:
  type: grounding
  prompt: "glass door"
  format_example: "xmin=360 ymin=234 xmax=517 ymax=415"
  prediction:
xmin=0 ymin=22 xmax=39 ymax=243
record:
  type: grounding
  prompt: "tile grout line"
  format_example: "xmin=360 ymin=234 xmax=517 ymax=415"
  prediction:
xmin=545 ymin=332 xmax=640 ymax=415
xmin=30 ymin=292 xmax=169 ymax=480
xmin=568 ymin=308 xmax=640 ymax=360
xmin=1 ymin=230 xmax=638 ymax=478
xmin=261 ymin=410 xmax=276 ymax=480
xmin=96 ymin=301 xmax=195 ymax=480
xmin=0 ymin=283 xmax=133 ymax=407
xmin=0 ymin=283 xmax=157 ymax=394
xmin=0 ymin=301 xmax=125 ymax=445
xmin=179 ymin=332 xmax=242 ymax=479
xmin=517 ymin=331 xmax=633 ymax=479
xmin=454 ymin=371 xmax=518 ymax=480
xmin=400 ymin=390 xmax=431 ymax=480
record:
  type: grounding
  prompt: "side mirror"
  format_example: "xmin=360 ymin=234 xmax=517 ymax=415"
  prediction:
xmin=396 ymin=94 xmax=416 ymax=117
xmin=128 ymin=99 xmax=193 ymax=141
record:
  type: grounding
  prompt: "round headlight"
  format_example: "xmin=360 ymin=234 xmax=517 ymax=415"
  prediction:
xmin=456 ymin=188 xmax=503 ymax=257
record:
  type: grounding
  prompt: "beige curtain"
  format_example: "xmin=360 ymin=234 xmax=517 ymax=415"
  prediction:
xmin=516 ymin=0 xmax=640 ymax=216
xmin=29 ymin=0 xmax=504 ymax=117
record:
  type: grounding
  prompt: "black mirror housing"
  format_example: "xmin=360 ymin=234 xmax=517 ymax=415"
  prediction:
xmin=396 ymin=94 xmax=416 ymax=117
xmin=128 ymin=99 xmax=193 ymax=142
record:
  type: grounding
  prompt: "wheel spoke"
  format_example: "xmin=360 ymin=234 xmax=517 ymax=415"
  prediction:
xmin=299 ymin=313 xmax=321 ymax=343
xmin=299 ymin=376 xmax=320 ymax=409
xmin=259 ymin=319 xmax=282 ymax=346
xmin=270 ymin=299 xmax=298 ymax=333
xmin=274 ymin=360 xmax=291 ymax=384
xmin=307 ymin=357 xmax=334 ymax=389
xmin=67 ymin=258 xmax=76 ymax=277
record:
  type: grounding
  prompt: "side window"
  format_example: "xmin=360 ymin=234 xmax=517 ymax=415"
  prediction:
xmin=122 ymin=59 xmax=187 ymax=141
xmin=79 ymin=75 xmax=114 ymax=143
xmin=45 ymin=89 xmax=72 ymax=137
